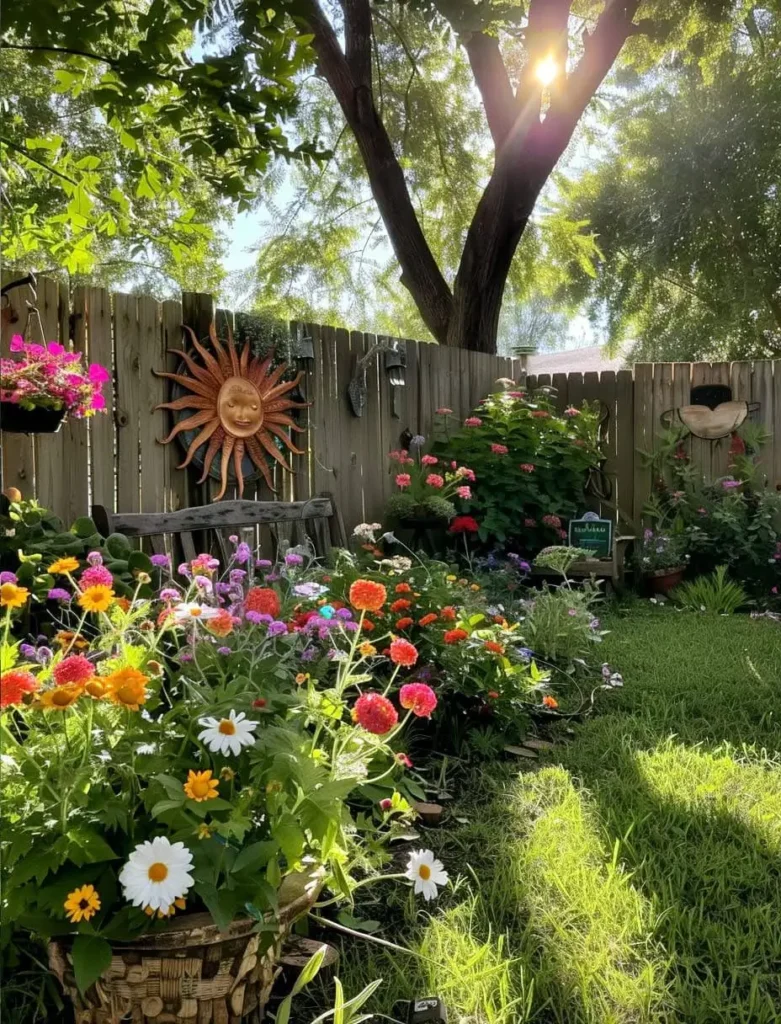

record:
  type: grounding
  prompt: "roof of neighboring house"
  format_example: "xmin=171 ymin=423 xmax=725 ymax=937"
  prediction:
xmin=525 ymin=345 xmax=626 ymax=375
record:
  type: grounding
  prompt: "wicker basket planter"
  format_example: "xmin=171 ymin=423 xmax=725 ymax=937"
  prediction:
xmin=48 ymin=887 xmax=317 ymax=1024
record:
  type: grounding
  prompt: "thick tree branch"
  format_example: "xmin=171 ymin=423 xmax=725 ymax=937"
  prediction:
xmin=293 ymin=0 xmax=454 ymax=341
xmin=463 ymin=32 xmax=515 ymax=148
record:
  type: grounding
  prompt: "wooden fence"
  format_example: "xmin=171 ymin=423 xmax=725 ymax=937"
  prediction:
xmin=525 ymin=361 xmax=781 ymax=528
xmin=2 ymin=276 xmax=780 ymax=538
xmin=0 ymin=277 xmax=523 ymax=536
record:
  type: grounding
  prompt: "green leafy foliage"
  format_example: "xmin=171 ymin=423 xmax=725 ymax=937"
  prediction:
xmin=673 ymin=565 xmax=748 ymax=615
xmin=433 ymin=386 xmax=602 ymax=547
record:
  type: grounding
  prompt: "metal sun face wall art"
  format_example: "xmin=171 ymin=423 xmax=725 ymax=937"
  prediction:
xmin=155 ymin=325 xmax=308 ymax=501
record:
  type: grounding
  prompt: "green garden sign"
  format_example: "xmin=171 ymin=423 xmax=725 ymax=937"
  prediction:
xmin=568 ymin=512 xmax=613 ymax=557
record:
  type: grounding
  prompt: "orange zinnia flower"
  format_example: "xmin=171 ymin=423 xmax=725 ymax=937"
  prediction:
xmin=439 ymin=606 xmax=456 ymax=621
xmin=349 ymin=579 xmax=387 ymax=612
xmin=205 ymin=609 xmax=233 ymax=637
xmin=542 ymin=695 xmax=559 ymax=709
xmin=390 ymin=598 xmax=412 ymax=613
xmin=483 ymin=641 xmax=504 ymax=655
xmin=444 ymin=629 xmax=468 ymax=644
xmin=395 ymin=617 xmax=414 ymax=630
xmin=418 ymin=613 xmax=438 ymax=627
xmin=105 ymin=666 xmax=149 ymax=710
xmin=389 ymin=638 xmax=418 ymax=667
xmin=394 ymin=583 xmax=412 ymax=594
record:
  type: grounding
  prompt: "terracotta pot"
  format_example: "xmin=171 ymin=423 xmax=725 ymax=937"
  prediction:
xmin=646 ymin=566 xmax=686 ymax=595
xmin=0 ymin=402 xmax=65 ymax=434
xmin=48 ymin=882 xmax=319 ymax=1024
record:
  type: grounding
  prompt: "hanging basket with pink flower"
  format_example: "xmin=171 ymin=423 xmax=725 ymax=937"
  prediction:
xmin=1 ymin=335 xmax=109 ymax=434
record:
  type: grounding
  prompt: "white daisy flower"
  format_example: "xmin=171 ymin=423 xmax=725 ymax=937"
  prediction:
xmin=198 ymin=709 xmax=258 ymax=756
xmin=172 ymin=602 xmax=220 ymax=625
xmin=405 ymin=849 xmax=448 ymax=901
xmin=119 ymin=836 xmax=194 ymax=912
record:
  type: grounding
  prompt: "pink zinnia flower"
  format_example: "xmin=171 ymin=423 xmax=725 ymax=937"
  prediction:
xmin=399 ymin=682 xmax=438 ymax=718
xmin=456 ymin=486 xmax=471 ymax=499
xmin=353 ymin=692 xmax=398 ymax=735
xmin=542 ymin=514 xmax=561 ymax=528
xmin=530 ymin=410 xmax=549 ymax=419
xmin=519 ymin=463 xmax=535 ymax=473
xmin=421 ymin=455 xmax=438 ymax=466
xmin=436 ymin=407 xmax=453 ymax=415
xmin=490 ymin=444 xmax=508 ymax=455
xmin=524 ymin=518 xmax=537 ymax=528
xmin=564 ymin=407 xmax=580 ymax=417
xmin=396 ymin=473 xmax=412 ymax=489
xmin=464 ymin=417 xmax=482 ymax=427
xmin=426 ymin=474 xmax=444 ymax=489
xmin=456 ymin=467 xmax=476 ymax=481
xmin=79 ymin=565 xmax=114 ymax=588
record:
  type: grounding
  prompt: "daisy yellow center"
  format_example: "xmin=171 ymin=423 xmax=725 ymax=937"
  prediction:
xmin=418 ymin=864 xmax=431 ymax=880
xmin=218 ymin=719 xmax=236 ymax=735
xmin=190 ymin=607 xmax=202 ymax=617
xmin=191 ymin=777 xmax=213 ymax=798
xmin=148 ymin=862 xmax=168 ymax=882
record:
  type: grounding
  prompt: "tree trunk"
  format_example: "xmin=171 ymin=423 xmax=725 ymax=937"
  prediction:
xmin=446 ymin=157 xmax=542 ymax=352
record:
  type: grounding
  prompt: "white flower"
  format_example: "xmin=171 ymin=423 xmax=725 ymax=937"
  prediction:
xmin=172 ymin=602 xmax=220 ymax=625
xmin=119 ymin=836 xmax=194 ymax=912
xmin=405 ymin=849 xmax=448 ymax=901
xmin=198 ymin=709 xmax=258 ymax=756
xmin=353 ymin=522 xmax=382 ymax=541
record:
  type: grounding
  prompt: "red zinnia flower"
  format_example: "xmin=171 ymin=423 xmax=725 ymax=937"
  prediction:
xmin=484 ymin=640 xmax=505 ymax=654
xmin=349 ymin=579 xmax=387 ymax=612
xmin=252 ymin=697 xmax=267 ymax=708
xmin=245 ymin=587 xmax=281 ymax=618
xmin=418 ymin=613 xmax=438 ymax=627
xmin=395 ymin=617 xmax=414 ymax=630
xmin=444 ymin=628 xmax=468 ymax=644
xmin=728 ymin=432 xmax=746 ymax=456
xmin=487 ymin=690 xmax=500 ymax=699
xmin=542 ymin=695 xmax=559 ymax=709
xmin=399 ymin=682 xmax=437 ymax=718
xmin=1 ymin=669 xmax=38 ymax=707
xmin=389 ymin=638 xmax=418 ymax=667
xmin=440 ymin=606 xmax=456 ymax=621
xmin=449 ymin=515 xmax=480 ymax=534
xmin=390 ymin=598 xmax=412 ymax=613
xmin=542 ymin=514 xmax=562 ymax=529
xmin=379 ymin=798 xmax=393 ymax=811
xmin=395 ymin=583 xmax=412 ymax=594
xmin=361 ymin=618 xmax=376 ymax=631
xmin=53 ymin=654 xmax=95 ymax=687
xmin=353 ymin=692 xmax=398 ymax=734
xmin=396 ymin=752 xmax=413 ymax=768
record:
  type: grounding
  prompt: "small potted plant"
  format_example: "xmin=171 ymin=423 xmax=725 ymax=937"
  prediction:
xmin=384 ymin=435 xmax=475 ymax=530
xmin=1 ymin=335 xmax=108 ymax=433
xmin=636 ymin=528 xmax=689 ymax=594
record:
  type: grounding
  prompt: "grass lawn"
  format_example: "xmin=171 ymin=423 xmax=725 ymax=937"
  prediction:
xmin=325 ymin=609 xmax=781 ymax=1023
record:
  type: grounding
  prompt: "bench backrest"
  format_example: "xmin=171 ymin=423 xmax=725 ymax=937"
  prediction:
xmin=92 ymin=495 xmax=347 ymax=564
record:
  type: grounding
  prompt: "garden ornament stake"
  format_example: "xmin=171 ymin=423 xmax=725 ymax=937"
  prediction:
xmin=154 ymin=323 xmax=309 ymax=501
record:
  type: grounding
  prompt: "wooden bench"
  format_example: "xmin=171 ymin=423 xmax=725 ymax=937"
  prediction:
xmin=532 ymin=535 xmax=635 ymax=593
xmin=92 ymin=496 xmax=347 ymax=564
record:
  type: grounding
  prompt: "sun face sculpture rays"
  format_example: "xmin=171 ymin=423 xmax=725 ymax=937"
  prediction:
xmin=155 ymin=325 xmax=307 ymax=501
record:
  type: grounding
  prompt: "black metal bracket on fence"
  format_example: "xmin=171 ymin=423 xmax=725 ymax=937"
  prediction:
xmin=1 ymin=272 xmax=37 ymax=299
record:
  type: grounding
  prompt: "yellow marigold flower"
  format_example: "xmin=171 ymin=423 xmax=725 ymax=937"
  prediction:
xmin=470 ymin=583 xmax=481 ymax=592
xmin=104 ymin=666 xmax=149 ymax=710
xmin=359 ymin=641 xmax=377 ymax=657
xmin=49 ymin=557 xmax=80 ymax=575
xmin=0 ymin=583 xmax=30 ymax=609
xmin=64 ymin=884 xmax=101 ymax=923
xmin=55 ymin=630 xmax=88 ymax=650
xmin=39 ymin=684 xmax=83 ymax=710
xmin=446 ymin=574 xmax=457 ymax=582
xmin=183 ymin=769 xmax=219 ymax=803
xmin=196 ymin=824 xmax=213 ymax=840
xmin=78 ymin=584 xmax=115 ymax=614
xmin=84 ymin=677 xmax=109 ymax=700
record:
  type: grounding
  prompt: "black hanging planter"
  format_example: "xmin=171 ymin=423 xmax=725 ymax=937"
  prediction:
xmin=0 ymin=402 xmax=65 ymax=434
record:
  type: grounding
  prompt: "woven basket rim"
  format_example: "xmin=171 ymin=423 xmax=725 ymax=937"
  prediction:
xmin=51 ymin=883 xmax=320 ymax=953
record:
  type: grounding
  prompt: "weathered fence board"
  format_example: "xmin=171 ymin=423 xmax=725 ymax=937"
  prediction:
xmin=2 ymin=277 xmax=779 ymax=541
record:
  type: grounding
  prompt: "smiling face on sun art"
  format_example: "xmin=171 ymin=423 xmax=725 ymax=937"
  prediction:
xmin=155 ymin=325 xmax=308 ymax=500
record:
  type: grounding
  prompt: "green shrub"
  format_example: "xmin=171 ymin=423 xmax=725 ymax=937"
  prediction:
xmin=433 ymin=384 xmax=602 ymax=548
xmin=673 ymin=565 xmax=748 ymax=614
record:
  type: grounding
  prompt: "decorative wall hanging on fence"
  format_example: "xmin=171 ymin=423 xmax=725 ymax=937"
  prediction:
xmin=661 ymin=400 xmax=760 ymax=440
xmin=154 ymin=324 xmax=308 ymax=501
